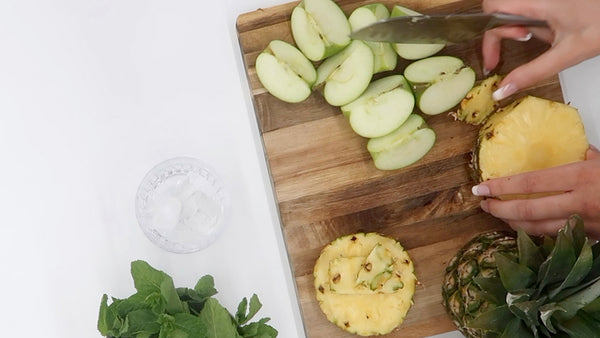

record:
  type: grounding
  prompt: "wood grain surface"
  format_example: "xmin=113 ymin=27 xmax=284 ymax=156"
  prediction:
xmin=236 ymin=0 xmax=563 ymax=337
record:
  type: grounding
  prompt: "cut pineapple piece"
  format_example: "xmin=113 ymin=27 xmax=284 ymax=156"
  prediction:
xmin=314 ymin=233 xmax=416 ymax=336
xmin=356 ymin=243 xmax=394 ymax=290
xmin=454 ymin=74 xmax=503 ymax=125
xmin=329 ymin=257 xmax=371 ymax=294
xmin=475 ymin=96 xmax=589 ymax=182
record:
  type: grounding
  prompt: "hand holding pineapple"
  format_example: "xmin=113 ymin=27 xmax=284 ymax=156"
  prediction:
xmin=468 ymin=0 xmax=600 ymax=238
xmin=481 ymin=0 xmax=600 ymax=100
xmin=473 ymin=146 xmax=600 ymax=239
xmin=463 ymin=89 xmax=599 ymax=239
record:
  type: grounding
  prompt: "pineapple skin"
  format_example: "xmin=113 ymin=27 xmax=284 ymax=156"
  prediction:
xmin=474 ymin=95 xmax=589 ymax=182
xmin=442 ymin=231 xmax=518 ymax=338
xmin=314 ymin=233 xmax=417 ymax=336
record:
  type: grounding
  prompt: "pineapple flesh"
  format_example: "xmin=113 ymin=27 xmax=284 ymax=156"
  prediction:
xmin=314 ymin=233 xmax=416 ymax=336
xmin=475 ymin=95 xmax=589 ymax=182
xmin=442 ymin=215 xmax=600 ymax=338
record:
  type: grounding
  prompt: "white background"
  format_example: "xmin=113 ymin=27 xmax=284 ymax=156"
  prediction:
xmin=1 ymin=0 xmax=598 ymax=337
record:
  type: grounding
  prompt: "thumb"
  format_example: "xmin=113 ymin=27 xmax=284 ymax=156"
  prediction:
xmin=587 ymin=145 xmax=600 ymax=160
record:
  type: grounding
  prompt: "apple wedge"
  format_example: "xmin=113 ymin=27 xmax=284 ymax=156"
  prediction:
xmin=390 ymin=5 xmax=445 ymax=60
xmin=404 ymin=56 xmax=476 ymax=115
xmin=341 ymin=75 xmax=414 ymax=138
xmin=255 ymin=40 xmax=317 ymax=103
xmin=291 ymin=0 xmax=351 ymax=62
xmin=367 ymin=114 xmax=436 ymax=170
xmin=314 ymin=40 xmax=374 ymax=106
xmin=348 ymin=4 xmax=398 ymax=73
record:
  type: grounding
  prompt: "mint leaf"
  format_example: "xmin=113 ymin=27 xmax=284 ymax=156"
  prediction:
xmin=236 ymin=297 xmax=248 ymax=324
xmin=130 ymin=260 xmax=184 ymax=314
xmin=98 ymin=294 xmax=120 ymax=336
xmin=236 ymin=294 xmax=263 ymax=325
xmin=194 ymin=275 xmax=218 ymax=298
xmin=174 ymin=313 xmax=208 ymax=338
xmin=118 ymin=309 xmax=160 ymax=336
xmin=115 ymin=291 xmax=162 ymax=317
xmin=239 ymin=320 xmax=278 ymax=338
xmin=199 ymin=298 xmax=240 ymax=338
xmin=178 ymin=278 xmax=217 ymax=316
xmin=161 ymin=329 xmax=188 ymax=338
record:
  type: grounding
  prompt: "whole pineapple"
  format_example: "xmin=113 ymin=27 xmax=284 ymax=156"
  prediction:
xmin=442 ymin=215 xmax=600 ymax=337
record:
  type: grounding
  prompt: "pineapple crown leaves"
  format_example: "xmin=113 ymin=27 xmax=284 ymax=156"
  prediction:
xmin=467 ymin=215 xmax=600 ymax=337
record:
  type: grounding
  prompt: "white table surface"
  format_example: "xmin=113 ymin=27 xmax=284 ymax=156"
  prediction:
xmin=0 ymin=1 xmax=598 ymax=337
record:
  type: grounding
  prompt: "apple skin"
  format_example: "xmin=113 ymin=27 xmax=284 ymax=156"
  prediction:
xmin=291 ymin=0 xmax=352 ymax=62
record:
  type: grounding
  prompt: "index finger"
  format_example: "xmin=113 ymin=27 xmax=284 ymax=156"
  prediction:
xmin=482 ymin=0 xmax=547 ymax=19
xmin=472 ymin=161 xmax=583 ymax=197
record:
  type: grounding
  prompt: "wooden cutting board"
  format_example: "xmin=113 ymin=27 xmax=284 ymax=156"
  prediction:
xmin=236 ymin=0 xmax=562 ymax=337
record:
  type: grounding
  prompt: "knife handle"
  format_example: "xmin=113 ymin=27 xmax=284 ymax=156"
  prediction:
xmin=489 ymin=13 xmax=549 ymax=29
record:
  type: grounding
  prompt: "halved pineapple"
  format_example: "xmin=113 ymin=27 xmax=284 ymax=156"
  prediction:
xmin=314 ymin=233 xmax=416 ymax=336
xmin=474 ymin=96 xmax=589 ymax=183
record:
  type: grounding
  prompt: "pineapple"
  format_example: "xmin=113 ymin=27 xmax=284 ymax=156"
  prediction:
xmin=314 ymin=233 xmax=416 ymax=336
xmin=474 ymin=95 xmax=589 ymax=182
xmin=442 ymin=215 xmax=600 ymax=337
xmin=453 ymin=74 xmax=503 ymax=125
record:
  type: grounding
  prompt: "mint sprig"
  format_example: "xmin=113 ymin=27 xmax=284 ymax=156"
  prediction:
xmin=98 ymin=260 xmax=277 ymax=338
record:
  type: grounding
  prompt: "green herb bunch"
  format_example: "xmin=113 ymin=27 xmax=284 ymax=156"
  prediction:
xmin=98 ymin=260 xmax=278 ymax=338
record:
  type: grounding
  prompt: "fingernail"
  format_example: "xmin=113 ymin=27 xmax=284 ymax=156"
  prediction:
xmin=515 ymin=32 xmax=533 ymax=42
xmin=483 ymin=68 xmax=491 ymax=76
xmin=480 ymin=200 xmax=489 ymax=213
xmin=493 ymin=83 xmax=517 ymax=101
xmin=472 ymin=184 xmax=491 ymax=196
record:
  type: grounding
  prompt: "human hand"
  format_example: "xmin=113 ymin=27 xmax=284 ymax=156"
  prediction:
xmin=481 ymin=0 xmax=600 ymax=101
xmin=471 ymin=146 xmax=600 ymax=239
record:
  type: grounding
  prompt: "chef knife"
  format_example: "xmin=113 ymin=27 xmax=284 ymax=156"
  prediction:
xmin=349 ymin=13 xmax=548 ymax=44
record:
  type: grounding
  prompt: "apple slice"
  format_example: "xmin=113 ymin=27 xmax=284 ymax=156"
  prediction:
xmin=367 ymin=114 xmax=436 ymax=170
xmin=404 ymin=56 xmax=476 ymax=115
xmin=341 ymin=75 xmax=414 ymax=138
xmin=348 ymin=4 xmax=398 ymax=73
xmin=314 ymin=40 xmax=374 ymax=106
xmin=291 ymin=0 xmax=351 ymax=62
xmin=255 ymin=40 xmax=317 ymax=103
xmin=390 ymin=5 xmax=445 ymax=60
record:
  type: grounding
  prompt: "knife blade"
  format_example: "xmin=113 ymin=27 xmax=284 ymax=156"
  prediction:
xmin=349 ymin=13 xmax=548 ymax=44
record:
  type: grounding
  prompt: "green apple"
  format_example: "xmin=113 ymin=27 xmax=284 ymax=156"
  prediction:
xmin=314 ymin=40 xmax=374 ymax=106
xmin=348 ymin=4 xmax=398 ymax=73
xmin=367 ymin=114 xmax=436 ymax=170
xmin=404 ymin=56 xmax=476 ymax=115
xmin=291 ymin=0 xmax=351 ymax=62
xmin=255 ymin=40 xmax=317 ymax=103
xmin=341 ymin=75 xmax=414 ymax=138
xmin=390 ymin=5 xmax=445 ymax=60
